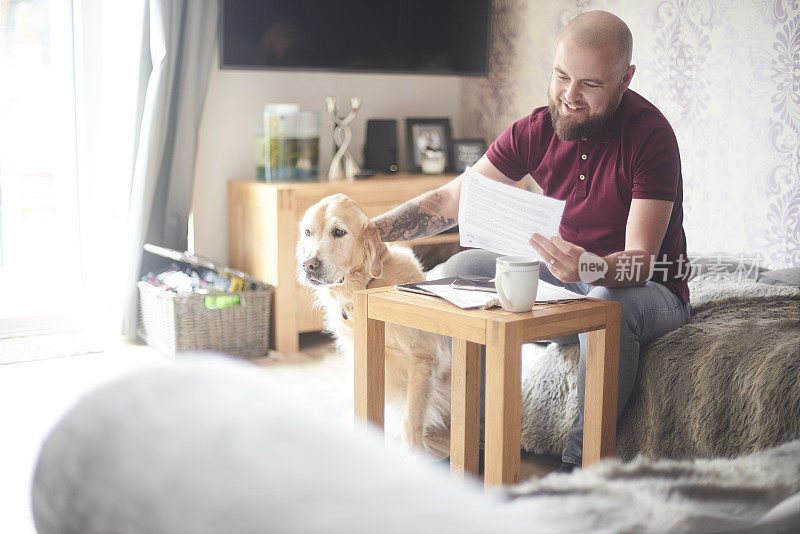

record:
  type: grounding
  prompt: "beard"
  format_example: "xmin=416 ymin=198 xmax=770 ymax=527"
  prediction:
xmin=548 ymin=86 xmax=623 ymax=141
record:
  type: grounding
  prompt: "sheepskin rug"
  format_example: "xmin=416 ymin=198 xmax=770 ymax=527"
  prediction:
xmin=504 ymin=439 xmax=800 ymax=534
xmin=520 ymin=274 xmax=800 ymax=460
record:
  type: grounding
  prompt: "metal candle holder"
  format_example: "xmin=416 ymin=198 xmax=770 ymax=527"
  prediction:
xmin=325 ymin=96 xmax=361 ymax=180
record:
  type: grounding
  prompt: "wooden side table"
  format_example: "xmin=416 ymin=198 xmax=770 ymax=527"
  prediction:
xmin=353 ymin=286 xmax=621 ymax=487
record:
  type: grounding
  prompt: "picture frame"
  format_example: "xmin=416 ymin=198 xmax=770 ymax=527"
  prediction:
xmin=451 ymin=138 xmax=487 ymax=173
xmin=405 ymin=118 xmax=452 ymax=173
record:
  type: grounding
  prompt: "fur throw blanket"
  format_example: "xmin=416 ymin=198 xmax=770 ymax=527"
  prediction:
xmin=520 ymin=274 xmax=800 ymax=460
xmin=503 ymin=439 xmax=800 ymax=534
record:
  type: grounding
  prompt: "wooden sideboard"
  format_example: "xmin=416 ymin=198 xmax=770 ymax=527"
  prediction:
xmin=227 ymin=174 xmax=458 ymax=353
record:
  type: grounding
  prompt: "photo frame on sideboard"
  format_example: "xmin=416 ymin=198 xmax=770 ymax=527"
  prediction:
xmin=405 ymin=118 xmax=452 ymax=172
xmin=451 ymin=138 xmax=487 ymax=173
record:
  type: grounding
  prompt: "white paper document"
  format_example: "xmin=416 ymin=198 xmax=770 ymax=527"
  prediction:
xmin=458 ymin=167 xmax=566 ymax=259
xmin=423 ymin=280 xmax=584 ymax=310
xmin=424 ymin=284 xmax=497 ymax=309
xmin=535 ymin=281 xmax=585 ymax=302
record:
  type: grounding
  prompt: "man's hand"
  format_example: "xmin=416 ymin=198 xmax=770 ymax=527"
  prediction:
xmin=532 ymin=233 xmax=658 ymax=287
xmin=531 ymin=199 xmax=674 ymax=286
xmin=530 ymin=233 xmax=585 ymax=283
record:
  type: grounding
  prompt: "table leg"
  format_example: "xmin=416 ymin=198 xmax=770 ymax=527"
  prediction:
xmin=484 ymin=320 xmax=522 ymax=487
xmin=450 ymin=338 xmax=481 ymax=479
xmin=583 ymin=302 xmax=621 ymax=467
xmin=353 ymin=292 xmax=385 ymax=430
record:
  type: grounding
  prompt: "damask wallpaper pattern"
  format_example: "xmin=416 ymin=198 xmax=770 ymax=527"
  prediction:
xmin=460 ymin=0 xmax=799 ymax=269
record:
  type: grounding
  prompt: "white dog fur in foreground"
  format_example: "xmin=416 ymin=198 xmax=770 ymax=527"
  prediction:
xmin=296 ymin=193 xmax=450 ymax=454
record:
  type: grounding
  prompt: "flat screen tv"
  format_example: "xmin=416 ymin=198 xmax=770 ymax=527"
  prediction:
xmin=220 ymin=0 xmax=493 ymax=76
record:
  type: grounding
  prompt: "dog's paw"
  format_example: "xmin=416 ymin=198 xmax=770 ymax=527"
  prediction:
xmin=398 ymin=440 xmax=422 ymax=461
xmin=398 ymin=440 xmax=440 ymax=466
xmin=384 ymin=434 xmax=439 ymax=466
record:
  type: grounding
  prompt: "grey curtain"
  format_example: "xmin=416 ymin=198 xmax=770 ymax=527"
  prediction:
xmin=122 ymin=0 xmax=218 ymax=338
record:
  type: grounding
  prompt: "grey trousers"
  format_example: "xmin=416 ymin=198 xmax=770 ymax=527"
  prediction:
xmin=436 ymin=249 xmax=691 ymax=465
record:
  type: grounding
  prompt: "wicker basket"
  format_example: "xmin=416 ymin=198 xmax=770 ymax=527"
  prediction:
xmin=137 ymin=281 xmax=273 ymax=358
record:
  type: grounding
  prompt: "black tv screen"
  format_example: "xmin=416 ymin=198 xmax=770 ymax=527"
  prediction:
xmin=220 ymin=0 xmax=493 ymax=76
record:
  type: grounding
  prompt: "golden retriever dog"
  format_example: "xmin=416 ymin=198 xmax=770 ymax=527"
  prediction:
xmin=296 ymin=193 xmax=450 ymax=454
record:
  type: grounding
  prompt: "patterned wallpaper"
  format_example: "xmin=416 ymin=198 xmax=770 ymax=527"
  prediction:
xmin=460 ymin=0 xmax=799 ymax=269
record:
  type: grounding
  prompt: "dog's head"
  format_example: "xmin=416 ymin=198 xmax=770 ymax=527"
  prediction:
xmin=297 ymin=193 xmax=387 ymax=287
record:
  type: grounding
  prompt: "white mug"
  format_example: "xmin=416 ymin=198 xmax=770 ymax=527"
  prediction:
xmin=495 ymin=256 xmax=540 ymax=312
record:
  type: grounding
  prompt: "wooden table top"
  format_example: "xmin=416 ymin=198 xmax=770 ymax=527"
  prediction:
xmin=357 ymin=286 xmax=612 ymax=345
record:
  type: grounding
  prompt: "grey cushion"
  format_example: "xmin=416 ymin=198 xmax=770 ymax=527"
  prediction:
xmin=758 ymin=267 xmax=800 ymax=287
xmin=686 ymin=252 xmax=766 ymax=281
xmin=756 ymin=491 xmax=800 ymax=527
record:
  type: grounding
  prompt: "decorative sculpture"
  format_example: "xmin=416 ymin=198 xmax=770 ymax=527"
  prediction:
xmin=325 ymin=96 xmax=361 ymax=180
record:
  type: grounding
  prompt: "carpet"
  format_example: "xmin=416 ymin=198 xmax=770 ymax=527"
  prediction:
xmin=0 ymin=331 xmax=107 ymax=365
xmin=255 ymin=334 xmax=423 ymax=448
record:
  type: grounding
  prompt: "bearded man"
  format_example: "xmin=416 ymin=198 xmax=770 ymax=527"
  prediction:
xmin=373 ymin=10 xmax=691 ymax=472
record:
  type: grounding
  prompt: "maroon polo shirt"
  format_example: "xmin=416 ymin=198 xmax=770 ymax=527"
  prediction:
xmin=486 ymin=89 xmax=690 ymax=304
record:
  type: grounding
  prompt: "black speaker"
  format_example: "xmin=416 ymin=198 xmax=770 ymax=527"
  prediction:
xmin=363 ymin=119 xmax=399 ymax=174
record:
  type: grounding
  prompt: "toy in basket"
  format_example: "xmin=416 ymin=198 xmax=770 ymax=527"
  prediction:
xmin=138 ymin=244 xmax=274 ymax=358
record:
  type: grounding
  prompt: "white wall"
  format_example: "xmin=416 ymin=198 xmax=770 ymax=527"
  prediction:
xmin=191 ymin=49 xmax=464 ymax=264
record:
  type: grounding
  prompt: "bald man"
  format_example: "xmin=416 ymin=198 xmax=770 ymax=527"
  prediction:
xmin=373 ymin=11 xmax=691 ymax=471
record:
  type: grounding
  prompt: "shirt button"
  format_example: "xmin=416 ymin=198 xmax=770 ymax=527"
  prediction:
xmin=579 ymin=174 xmax=586 ymax=181
xmin=581 ymin=154 xmax=587 ymax=160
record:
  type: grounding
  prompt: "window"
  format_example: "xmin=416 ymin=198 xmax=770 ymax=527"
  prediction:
xmin=0 ymin=0 xmax=82 ymax=334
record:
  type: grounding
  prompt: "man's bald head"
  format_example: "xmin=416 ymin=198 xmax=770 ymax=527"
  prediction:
xmin=560 ymin=10 xmax=632 ymax=73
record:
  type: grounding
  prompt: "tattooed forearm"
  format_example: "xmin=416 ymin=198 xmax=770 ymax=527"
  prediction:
xmin=373 ymin=190 xmax=457 ymax=242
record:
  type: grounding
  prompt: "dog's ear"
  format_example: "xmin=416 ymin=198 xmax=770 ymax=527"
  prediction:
xmin=364 ymin=223 xmax=388 ymax=279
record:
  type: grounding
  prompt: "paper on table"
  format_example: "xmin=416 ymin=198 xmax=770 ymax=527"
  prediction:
xmin=425 ymin=284 xmax=497 ymax=309
xmin=422 ymin=279 xmax=584 ymax=310
xmin=534 ymin=281 xmax=585 ymax=302
xmin=458 ymin=167 xmax=566 ymax=259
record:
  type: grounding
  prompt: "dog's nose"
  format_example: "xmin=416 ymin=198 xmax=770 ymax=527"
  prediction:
xmin=303 ymin=257 xmax=321 ymax=272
